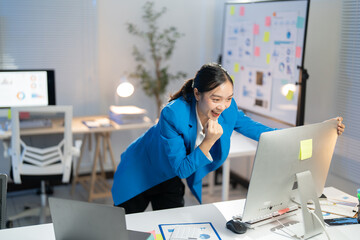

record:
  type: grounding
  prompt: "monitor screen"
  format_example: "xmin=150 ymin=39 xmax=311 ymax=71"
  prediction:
xmin=241 ymin=119 xmax=338 ymax=225
xmin=0 ymin=70 xmax=56 ymax=108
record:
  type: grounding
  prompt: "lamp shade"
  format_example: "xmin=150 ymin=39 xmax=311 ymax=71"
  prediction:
xmin=116 ymin=81 xmax=134 ymax=98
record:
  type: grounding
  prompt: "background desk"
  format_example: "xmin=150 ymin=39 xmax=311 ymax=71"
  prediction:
xmin=208 ymin=132 xmax=257 ymax=201
xmin=0 ymin=198 xmax=358 ymax=240
xmin=0 ymin=115 xmax=152 ymax=201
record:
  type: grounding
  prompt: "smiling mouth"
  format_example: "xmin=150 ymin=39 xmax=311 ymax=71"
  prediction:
xmin=211 ymin=111 xmax=221 ymax=117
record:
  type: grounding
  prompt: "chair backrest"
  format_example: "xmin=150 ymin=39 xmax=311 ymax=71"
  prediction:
xmin=10 ymin=106 xmax=73 ymax=184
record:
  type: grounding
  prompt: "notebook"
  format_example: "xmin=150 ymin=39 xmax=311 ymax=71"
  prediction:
xmin=49 ymin=197 xmax=151 ymax=240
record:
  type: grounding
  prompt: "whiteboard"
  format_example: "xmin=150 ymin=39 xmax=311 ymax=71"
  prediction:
xmin=221 ymin=0 xmax=309 ymax=125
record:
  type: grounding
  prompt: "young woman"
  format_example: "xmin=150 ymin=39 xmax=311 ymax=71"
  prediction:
xmin=111 ymin=63 xmax=345 ymax=214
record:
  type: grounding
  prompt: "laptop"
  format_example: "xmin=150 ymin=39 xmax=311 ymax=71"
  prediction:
xmin=49 ymin=197 xmax=151 ymax=240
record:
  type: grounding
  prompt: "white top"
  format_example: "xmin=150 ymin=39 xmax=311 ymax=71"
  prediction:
xmin=195 ymin=104 xmax=213 ymax=162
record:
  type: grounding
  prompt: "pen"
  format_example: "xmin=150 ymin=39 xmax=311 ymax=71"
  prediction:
xmin=357 ymin=188 xmax=360 ymax=223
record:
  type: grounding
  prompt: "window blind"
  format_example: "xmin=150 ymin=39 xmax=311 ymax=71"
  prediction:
xmin=332 ymin=0 xmax=360 ymax=185
xmin=0 ymin=0 xmax=99 ymax=116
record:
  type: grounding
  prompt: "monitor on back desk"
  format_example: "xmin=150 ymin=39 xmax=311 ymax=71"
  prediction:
xmin=0 ymin=70 xmax=56 ymax=119
xmin=239 ymin=119 xmax=338 ymax=238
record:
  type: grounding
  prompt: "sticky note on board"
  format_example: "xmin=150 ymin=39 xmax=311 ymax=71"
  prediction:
xmin=296 ymin=46 xmax=302 ymax=58
xmin=7 ymin=109 xmax=11 ymax=119
xmin=234 ymin=63 xmax=240 ymax=72
xmin=299 ymin=139 xmax=313 ymax=160
xmin=230 ymin=75 xmax=235 ymax=81
xmin=263 ymin=31 xmax=270 ymax=42
xmin=265 ymin=16 xmax=271 ymax=26
xmin=254 ymin=46 xmax=260 ymax=57
xmin=230 ymin=6 xmax=235 ymax=15
xmin=240 ymin=6 xmax=245 ymax=16
xmin=297 ymin=16 xmax=305 ymax=28
xmin=266 ymin=53 xmax=271 ymax=64
xmin=286 ymin=90 xmax=294 ymax=100
xmin=253 ymin=24 xmax=259 ymax=35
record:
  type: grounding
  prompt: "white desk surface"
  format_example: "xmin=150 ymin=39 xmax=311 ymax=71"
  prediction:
xmin=1 ymin=198 xmax=358 ymax=240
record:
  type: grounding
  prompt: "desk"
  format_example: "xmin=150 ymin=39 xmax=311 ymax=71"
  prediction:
xmin=208 ymin=132 xmax=257 ymax=201
xmin=70 ymin=116 xmax=152 ymax=201
xmin=0 ymin=115 xmax=152 ymax=201
xmin=0 ymin=198 xmax=358 ymax=239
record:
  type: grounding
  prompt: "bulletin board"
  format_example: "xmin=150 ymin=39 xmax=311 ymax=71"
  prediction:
xmin=221 ymin=0 xmax=310 ymax=126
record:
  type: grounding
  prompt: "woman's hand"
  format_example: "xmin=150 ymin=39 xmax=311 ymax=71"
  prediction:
xmin=204 ymin=119 xmax=223 ymax=143
xmin=336 ymin=116 xmax=345 ymax=136
xmin=199 ymin=119 xmax=223 ymax=156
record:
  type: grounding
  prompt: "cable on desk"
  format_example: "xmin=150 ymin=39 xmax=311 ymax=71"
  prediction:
xmin=310 ymin=210 xmax=330 ymax=240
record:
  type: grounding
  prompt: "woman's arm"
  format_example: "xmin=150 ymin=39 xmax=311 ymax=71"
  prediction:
xmin=159 ymin=106 xmax=211 ymax=179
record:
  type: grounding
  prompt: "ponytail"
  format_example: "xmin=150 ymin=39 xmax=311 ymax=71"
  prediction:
xmin=169 ymin=79 xmax=194 ymax=102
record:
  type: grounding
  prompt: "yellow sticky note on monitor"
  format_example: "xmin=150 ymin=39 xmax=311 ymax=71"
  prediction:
xmin=299 ymin=139 xmax=312 ymax=160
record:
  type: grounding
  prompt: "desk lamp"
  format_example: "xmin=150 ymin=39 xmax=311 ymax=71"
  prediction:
xmin=116 ymin=77 xmax=134 ymax=98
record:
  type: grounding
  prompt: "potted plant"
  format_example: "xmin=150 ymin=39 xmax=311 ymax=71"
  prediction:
xmin=127 ymin=1 xmax=187 ymax=118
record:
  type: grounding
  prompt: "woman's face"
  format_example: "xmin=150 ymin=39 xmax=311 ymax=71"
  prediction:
xmin=194 ymin=80 xmax=233 ymax=125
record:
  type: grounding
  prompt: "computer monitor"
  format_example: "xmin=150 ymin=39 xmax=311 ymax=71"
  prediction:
xmin=0 ymin=70 xmax=56 ymax=108
xmin=0 ymin=174 xmax=7 ymax=229
xmin=240 ymin=119 xmax=338 ymax=237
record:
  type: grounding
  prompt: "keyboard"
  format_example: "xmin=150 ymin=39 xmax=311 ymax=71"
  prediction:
xmin=169 ymin=226 xmax=199 ymax=240
xmin=19 ymin=119 xmax=52 ymax=129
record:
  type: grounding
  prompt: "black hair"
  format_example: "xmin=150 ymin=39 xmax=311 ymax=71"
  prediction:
xmin=169 ymin=63 xmax=233 ymax=102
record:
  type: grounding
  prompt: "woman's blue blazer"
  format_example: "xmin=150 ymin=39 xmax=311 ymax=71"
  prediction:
xmin=111 ymin=97 xmax=274 ymax=205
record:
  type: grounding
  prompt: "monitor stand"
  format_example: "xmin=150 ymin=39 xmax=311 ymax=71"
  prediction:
xmin=296 ymin=170 xmax=325 ymax=239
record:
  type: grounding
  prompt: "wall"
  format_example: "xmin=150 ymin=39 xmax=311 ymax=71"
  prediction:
xmin=95 ymin=0 xmax=220 ymax=172
xmin=0 ymin=0 xmax=220 ymax=176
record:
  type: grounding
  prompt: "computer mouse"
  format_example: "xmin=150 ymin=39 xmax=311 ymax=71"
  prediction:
xmin=226 ymin=219 xmax=247 ymax=234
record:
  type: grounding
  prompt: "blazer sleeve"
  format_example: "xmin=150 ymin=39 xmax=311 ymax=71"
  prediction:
xmin=159 ymin=105 xmax=211 ymax=179
xmin=231 ymin=100 xmax=275 ymax=141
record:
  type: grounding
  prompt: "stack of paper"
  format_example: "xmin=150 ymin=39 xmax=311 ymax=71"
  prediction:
xmin=109 ymin=105 xmax=147 ymax=124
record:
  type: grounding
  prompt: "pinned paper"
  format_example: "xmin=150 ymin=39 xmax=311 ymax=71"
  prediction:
xmin=253 ymin=24 xmax=259 ymax=35
xmin=286 ymin=90 xmax=294 ymax=100
xmin=263 ymin=31 xmax=270 ymax=42
xmin=297 ymin=16 xmax=305 ymax=28
xmin=234 ymin=63 xmax=240 ymax=73
xmin=230 ymin=6 xmax=235 ymax=15
xmin=299 ymin=139 xmax=313 ymax=160
xmin=240 ymin=6 xmax=245 ymax=16
xmin=296 ymin=46 xmax=302 ymax=58
xmin=254 ymin=46 xmax=260 ymax=57
xmin=265 ymin=16 xmax=271 ymax=26
xmin=266 ymin=53 xmax=271 ymax=64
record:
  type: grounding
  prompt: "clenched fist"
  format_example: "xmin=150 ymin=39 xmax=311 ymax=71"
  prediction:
xmin=199 ymin=119 xmax=223 ymax=156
